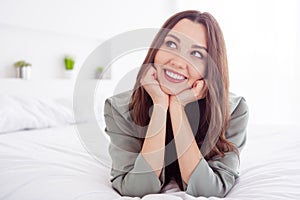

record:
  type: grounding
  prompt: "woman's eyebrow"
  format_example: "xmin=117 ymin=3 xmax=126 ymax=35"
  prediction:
xmin=166 ymin=34 xmax=180 ymax=43
xmin=192 ymin=44 xmax=208 ymax=52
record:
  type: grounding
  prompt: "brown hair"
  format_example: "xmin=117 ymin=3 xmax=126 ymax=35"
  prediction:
xmin=129 ymin=10 xmax=238 ymax=160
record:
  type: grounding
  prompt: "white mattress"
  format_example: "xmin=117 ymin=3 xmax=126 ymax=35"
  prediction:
xmin=1 ymin=124 xmax=300 ymax=200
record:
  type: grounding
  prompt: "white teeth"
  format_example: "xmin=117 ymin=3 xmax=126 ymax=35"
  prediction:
xmin=165 ymin=70 xmax=185 ymax=80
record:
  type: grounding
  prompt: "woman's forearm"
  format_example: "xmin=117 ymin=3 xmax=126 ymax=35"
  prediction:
xmin=141 ymin=104 xmax=167 ymax=177
xmin=169 ymin=100 xmax=202 ymax=184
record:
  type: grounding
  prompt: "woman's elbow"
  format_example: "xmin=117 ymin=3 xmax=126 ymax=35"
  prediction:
xmin=186 ymin=188 xmax=229 ymax=198
xmin=111 ymin=177 xmax=161 ymax=197
xmin=186 ymin=176 xmax=235 ymax=198
xmin=186 ymin=189 xmax=227 ymax=198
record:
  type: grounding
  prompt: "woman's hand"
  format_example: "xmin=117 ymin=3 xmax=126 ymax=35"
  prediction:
xmin=140 ymin=65 xmax=169 ymax=108
xmin=170 ymin=79 xmax=207 ymax=107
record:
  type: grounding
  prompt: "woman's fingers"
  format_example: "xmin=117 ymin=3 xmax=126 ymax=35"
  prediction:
xmin=141 ymin=65 xmax=169 ymax=107
xmin=192 ymin=80 xmax=205 ymax=98
xmin=140 ymin=65 xmax=157 ymax=85
xmin=173 ymin=80 xmax=206 ymax=106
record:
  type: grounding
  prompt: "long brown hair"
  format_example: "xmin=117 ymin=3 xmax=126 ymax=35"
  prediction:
xmin=129 ymin=10 xmax=237 ymax=160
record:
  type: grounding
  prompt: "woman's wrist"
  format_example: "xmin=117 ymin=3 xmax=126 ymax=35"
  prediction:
xmin=152 ymin=97 xmax=169 ymax=110
xmin=169 ymin=96 xmax=185 ymax=108
xmin=152 ymin=103 xmax=168 ymax=112
xmin=169 ymin=97 xmax=185 ymax=118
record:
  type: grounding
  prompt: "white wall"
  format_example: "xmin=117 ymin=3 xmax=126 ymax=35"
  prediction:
xmin=0 ymin=0 xmax=176 ymax=39
xmin=0 ymin=24 xmax=100 ymax=79
xmin=176 ymin=0 xmax=300 ymax=125
xmin=0 ymin=0 xmax=176 ymax=79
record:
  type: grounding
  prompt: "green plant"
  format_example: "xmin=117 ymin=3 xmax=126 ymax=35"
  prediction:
xmin=97 ymin=66 xmax=103 ymax=73
xmin=64 ymin=56 xmax=75 ymax=70
xmin=14 ymin=60 xmax=32 ymax=68
xmin=95 ymin=66 xmax=104 ymax=79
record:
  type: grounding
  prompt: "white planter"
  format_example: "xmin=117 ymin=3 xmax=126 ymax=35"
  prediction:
xmin=64 ymin=70 xmax=75 ymax=79
xmin=21 ymin=67 xmax=31 ymax=80
xmin=95 ymin=71 xmax=103 ymax=79
xmin=16 ymin=67 xmax=21 ymax=78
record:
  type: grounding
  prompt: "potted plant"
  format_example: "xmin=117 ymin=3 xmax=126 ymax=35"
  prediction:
xmin=64 ymin=55 xmax=75 ymax=79
xmin=95 ymin=66 xmax=104 ymax=79
xmin=14 ymin=60 xmax=32 ymax=80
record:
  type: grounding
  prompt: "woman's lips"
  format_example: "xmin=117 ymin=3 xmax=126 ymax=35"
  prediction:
xmin=164 ymin=69 xmax=187 ymax=83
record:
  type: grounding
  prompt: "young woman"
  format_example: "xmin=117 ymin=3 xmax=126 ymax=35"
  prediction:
xmin=104 ymin=10 xmax=249 ymax=198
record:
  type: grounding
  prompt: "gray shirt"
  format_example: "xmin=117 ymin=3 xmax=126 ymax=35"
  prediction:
xmin=104 ymin=90 xmax=249 ymax=198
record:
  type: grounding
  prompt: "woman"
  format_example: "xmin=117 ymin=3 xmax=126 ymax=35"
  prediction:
xmin=104 ymin=10 xmax=249 ymax=198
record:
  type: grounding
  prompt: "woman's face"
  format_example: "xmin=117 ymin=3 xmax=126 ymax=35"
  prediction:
xmin=154 ymin=18 xmax=208 ymax=95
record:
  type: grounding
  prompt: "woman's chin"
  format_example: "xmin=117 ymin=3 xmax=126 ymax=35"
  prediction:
xmin=157 ymin=75 xmax=189 ymax=96
xmin=160 ymin=85 xmax=184 ymax=96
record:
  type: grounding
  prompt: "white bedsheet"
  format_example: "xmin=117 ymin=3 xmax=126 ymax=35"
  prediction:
xmin=1 ymin=124 xmax=300 ymax=200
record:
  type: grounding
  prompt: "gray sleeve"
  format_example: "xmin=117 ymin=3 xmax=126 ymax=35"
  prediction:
xmin=104 ymin=98 xmax=165 ymax=197
xmin=184 ymin=97 xmax=249 ymax=197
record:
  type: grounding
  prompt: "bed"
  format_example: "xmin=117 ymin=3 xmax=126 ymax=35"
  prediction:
xmin=1 ymin=80 xmax=300 ymax=200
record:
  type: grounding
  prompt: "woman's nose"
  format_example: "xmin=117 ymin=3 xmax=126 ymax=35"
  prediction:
xmin=170 ymin=56 xmax=188 ymax=69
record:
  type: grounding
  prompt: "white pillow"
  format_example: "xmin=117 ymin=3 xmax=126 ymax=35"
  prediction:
xmin=0 ymin=95 xmax=75 ymax=133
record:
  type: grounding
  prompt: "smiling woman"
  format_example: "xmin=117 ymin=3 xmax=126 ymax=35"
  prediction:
xmin=104 ymin=10 xmax=249 ymax=198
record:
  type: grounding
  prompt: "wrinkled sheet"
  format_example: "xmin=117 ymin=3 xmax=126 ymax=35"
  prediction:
xmin=1 ymin=124 xmax=300 ymax=200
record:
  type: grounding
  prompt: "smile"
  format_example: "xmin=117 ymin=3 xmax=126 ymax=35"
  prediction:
xmin=164 ymin=69 xmax=186 ymax=83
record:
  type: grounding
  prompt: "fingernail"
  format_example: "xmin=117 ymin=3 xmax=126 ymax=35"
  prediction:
xmin=198 ymin=81 xmax=203 ymax=87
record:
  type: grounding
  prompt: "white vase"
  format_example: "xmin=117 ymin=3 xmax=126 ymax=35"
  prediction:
xmin=21 ymin=67 xmax=31 ymax=80
xmin=16 ymin=67 xmax=21 ymax=78
xmin=64 ymin=70 xmax=75 ymax=79
xmin=95 ymin=71 xmax=103 ymax=79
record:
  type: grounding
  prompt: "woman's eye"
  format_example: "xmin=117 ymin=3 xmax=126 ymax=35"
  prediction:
xmin=165 ymin=41 xmax=177 ymax=49
xmin=191 ymin=51 xmax=203 ymax=59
